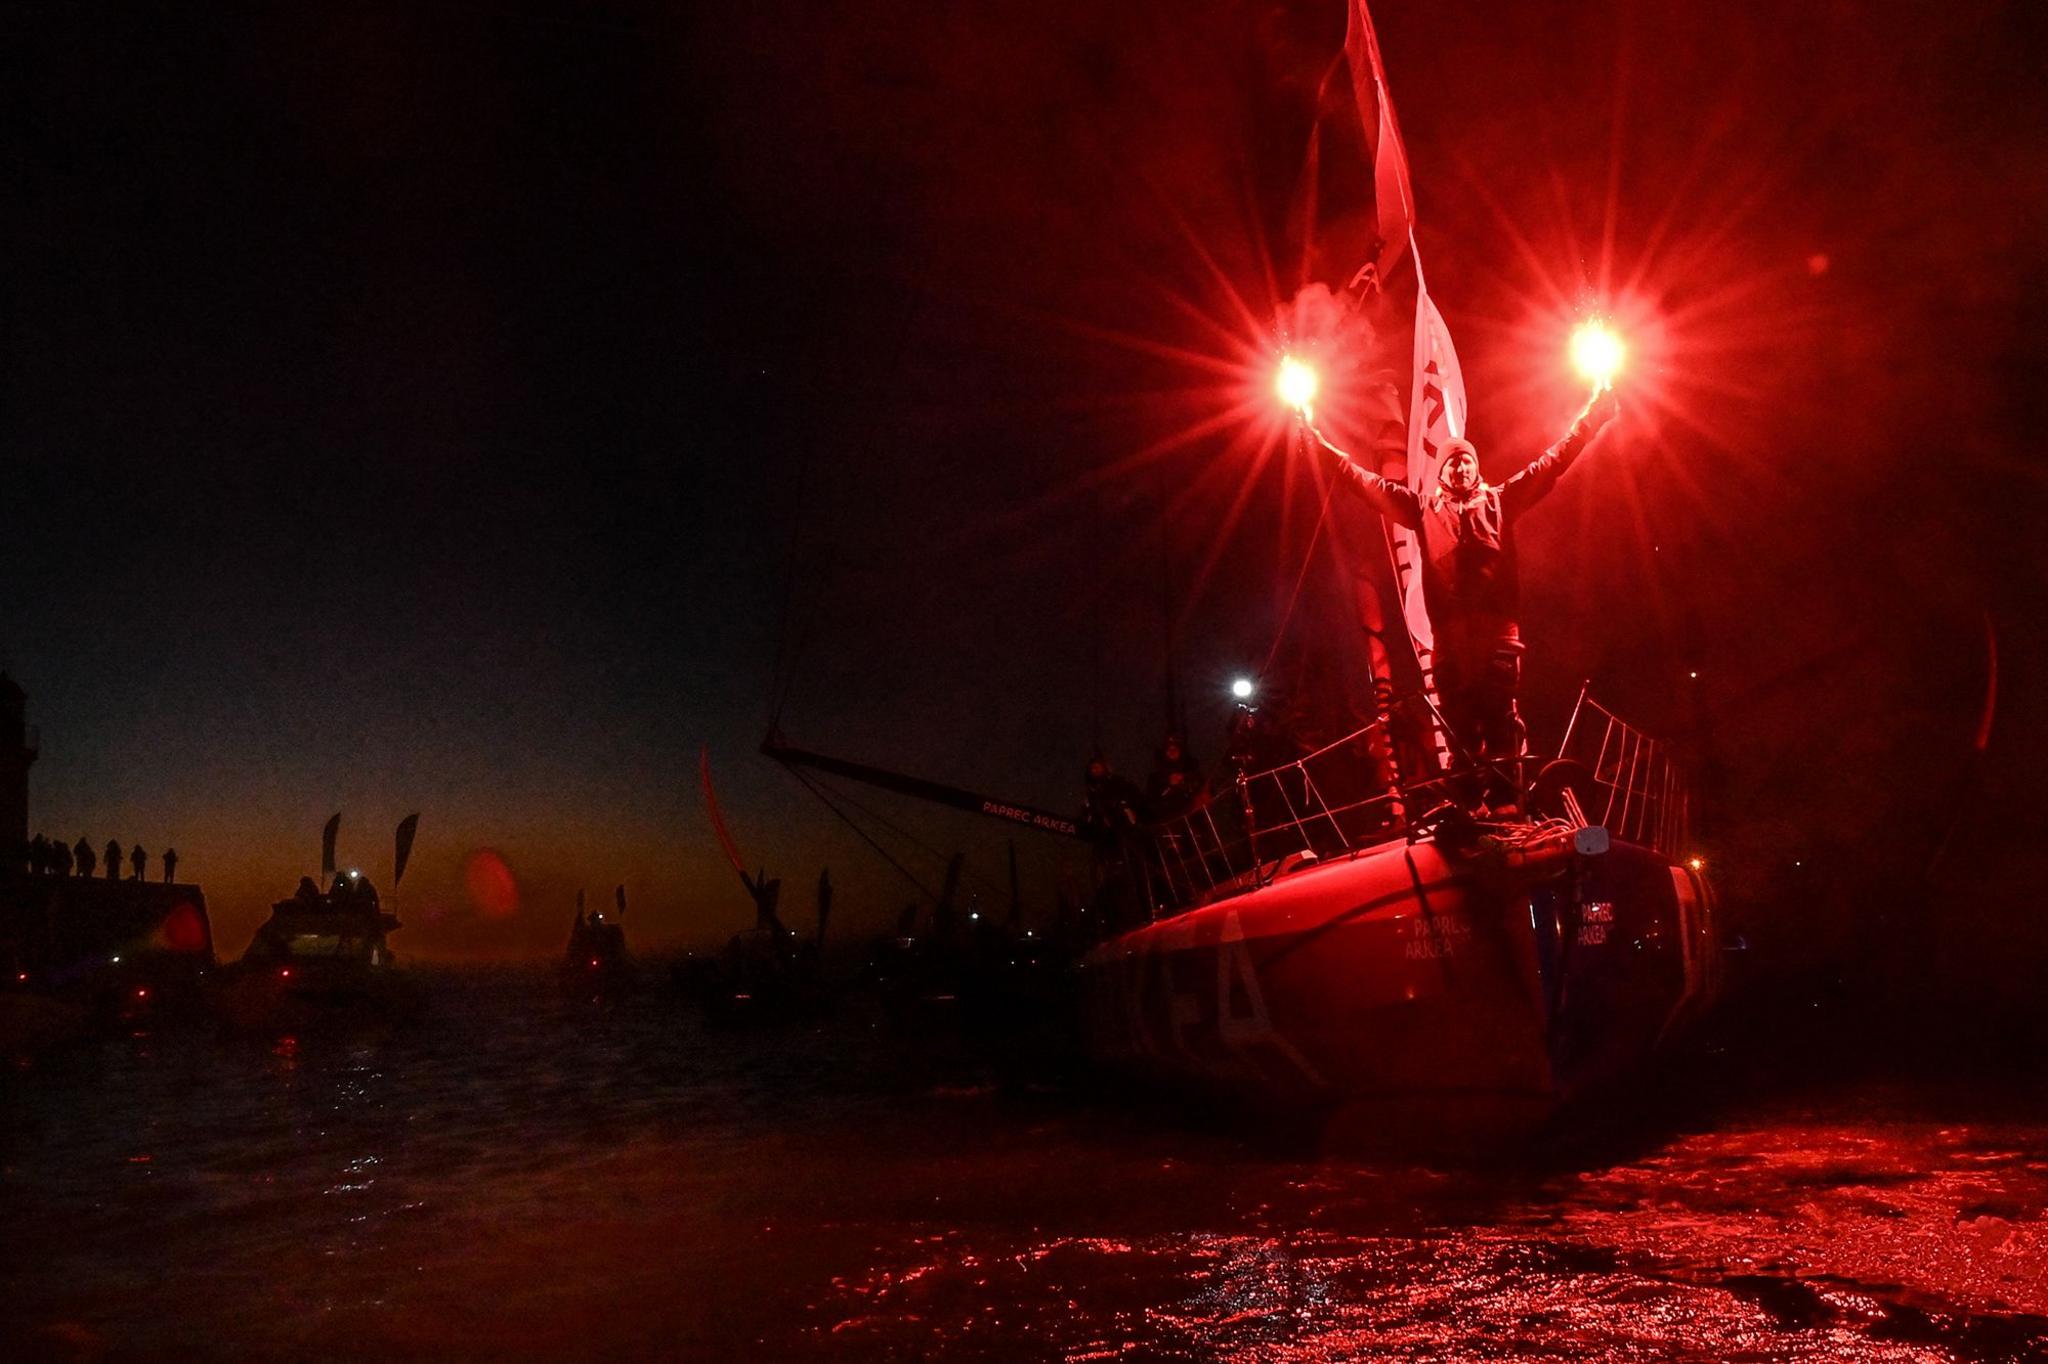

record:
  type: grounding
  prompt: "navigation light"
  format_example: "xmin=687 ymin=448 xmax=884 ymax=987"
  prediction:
xmin=1231 ymin=677 xmax=1255 ymax=700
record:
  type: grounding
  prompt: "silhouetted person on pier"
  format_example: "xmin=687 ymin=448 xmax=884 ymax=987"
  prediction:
xmin=1303 ymin=389 xmax=1618 ymax=786
xmin=105 ymin=840 xmax=122 ymax=881
xmin=161 ymin=848 xmax=178 ymax=883
xmin=294 ymin=876 xmax=321 ymax=908
xmin=75 ymin=838 xmax=96 ymax=880
xmin=29 ymin=834 xmax=50 ymax=875
xmin=130 ymin=845 xmax=147 ymax=881
xmin=52 ymin=838 xmax=73 ymax=878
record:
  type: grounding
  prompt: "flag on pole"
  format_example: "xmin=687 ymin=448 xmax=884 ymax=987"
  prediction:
xmin=1337 ymin=0 xmax=1464 ymax=769
xmin=393 ymin=813 xmax=421 ymax=887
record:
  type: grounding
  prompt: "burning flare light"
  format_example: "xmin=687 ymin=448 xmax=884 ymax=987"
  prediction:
xmin=1570 ymin=322 xmax=1625 ymax=390
xmin=1274 ymin=356 xmax=1319 ymax=412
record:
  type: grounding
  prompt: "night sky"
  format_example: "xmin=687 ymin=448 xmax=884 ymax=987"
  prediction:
xmin=6 ymin=2 xmax=2045 ymax=985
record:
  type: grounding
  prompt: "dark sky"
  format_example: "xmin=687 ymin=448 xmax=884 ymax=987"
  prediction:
xmin=6 ymin=1 xmax=2045 ymax=980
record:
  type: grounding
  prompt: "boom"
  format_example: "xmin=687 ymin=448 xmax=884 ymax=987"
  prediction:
xmin=761 ymin=734 xmax=1085 ymax=839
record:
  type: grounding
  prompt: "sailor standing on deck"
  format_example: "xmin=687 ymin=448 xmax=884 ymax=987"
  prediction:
xmin=1302 ymin=388 xmax=1619 ymax=789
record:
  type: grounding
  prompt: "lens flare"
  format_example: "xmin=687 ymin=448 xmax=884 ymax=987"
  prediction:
xmin=463 ymin=848 xmax=521 ymax=919
xmin=1570 ymin=322 xmax=1625 ymax=389
xmin=1274 ymin=357 xmax=1319 ymax=411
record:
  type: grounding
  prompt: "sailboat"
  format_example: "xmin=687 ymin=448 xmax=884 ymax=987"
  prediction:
xmin=1071 ymin=691 xmax=1718 ymax=1133
xmin=757 ymin=0 xmax=1722 ymax=1129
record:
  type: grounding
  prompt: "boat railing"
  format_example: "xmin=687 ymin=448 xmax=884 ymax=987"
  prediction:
xmin=1138 ymin=720 xmax=1411 ymax=916
xmin=1554 ymin=683 xmax=1693 ymax=858
xmin=1135 ymin=685 xmax=1693 ymax=918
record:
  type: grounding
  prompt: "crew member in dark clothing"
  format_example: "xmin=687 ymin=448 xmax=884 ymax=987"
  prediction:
xmin=1146 ymin=733 xmax=1205 ymax=819
xmin=130 ymin=844 xmax=148 ymax=881
xmin=1303 ymin=389 xmax=1618 ymax=778
xmin=162 ymin=848 xmax=179 ymax=883
xmin=105 ymin=840 xmax=123 ymax=880
xmin=75 ymin=838 xmax=96 ymax=880
xmin=52 ymin=838 xmax=73 ymax=878
xmin=1081 ymin=753 xmax=1144 ymax=838
xmin=29 ymin=834 xmax=50 ymax=875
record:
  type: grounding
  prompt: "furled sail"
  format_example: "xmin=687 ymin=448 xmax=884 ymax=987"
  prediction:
xmin=1319 ymin=0 xmax=1465 ymax=770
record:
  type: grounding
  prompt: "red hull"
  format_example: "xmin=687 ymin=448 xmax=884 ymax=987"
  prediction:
xmin=1079 ymin=832 xmax=1717 ymax=1129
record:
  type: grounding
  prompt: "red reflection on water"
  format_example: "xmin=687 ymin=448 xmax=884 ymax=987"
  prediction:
xmin=463 ymin=849 xmax=520 ymax=919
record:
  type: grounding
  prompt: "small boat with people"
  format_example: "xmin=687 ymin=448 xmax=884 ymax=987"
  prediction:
xmin=216 ymin=814 xmax=423 ymax=1030
xmin=217 ymin=870 xmax=419 ymax=1029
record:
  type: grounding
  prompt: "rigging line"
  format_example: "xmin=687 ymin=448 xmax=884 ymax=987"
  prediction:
xmin=803 ymin=769 xmax=1014 ymax=906
xmin=1258 ymin=447 xmax=1342 ymax=683
xmin=784 ymin=765 xmax=938 ymax=903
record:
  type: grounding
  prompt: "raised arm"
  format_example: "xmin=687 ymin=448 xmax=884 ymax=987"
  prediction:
xmin=1302 ymin=422 xmax=1423 ymax=529
xmin=1500 ymin=388 xmax=1619 ymax=519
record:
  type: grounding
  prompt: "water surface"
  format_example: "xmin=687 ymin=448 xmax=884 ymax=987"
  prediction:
xmin=6 ymin=968 xmax=2046 ymax=1361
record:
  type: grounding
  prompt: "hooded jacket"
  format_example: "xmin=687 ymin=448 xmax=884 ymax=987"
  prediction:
xmin=1323 ymin=419 xmax=1600 ymax=648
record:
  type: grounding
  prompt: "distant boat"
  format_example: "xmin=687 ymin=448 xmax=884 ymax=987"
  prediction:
xmin=681 ymin=755 xmax=834 ymax=1025
xmin=562 ymin=890 xmax=634 ymax=997
xmin=216 ymin=871 xmax=419 ymax=1030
